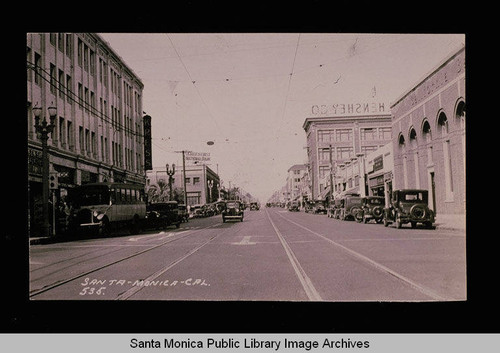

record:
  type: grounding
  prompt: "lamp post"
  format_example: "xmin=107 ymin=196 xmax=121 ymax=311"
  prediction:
xmin=33 ymin=105 xmax=57 ymax=237
xmin=166 ymin=163 xmax=175 ymax=201
xmin=207 ymin=180 xmax=214 ymax=203
xmin=356 ymin=152 xmax=365 ymax=197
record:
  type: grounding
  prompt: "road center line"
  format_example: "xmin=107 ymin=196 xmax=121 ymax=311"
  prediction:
xmin=276 ymin=212 xmax=451 ymax=301
xmin=265 ymin=209 xmax=322 ymax=301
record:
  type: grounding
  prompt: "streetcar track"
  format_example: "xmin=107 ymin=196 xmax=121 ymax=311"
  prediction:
xmin=265 ymin=209 xmax=323 ymax=301
xmin=116 ymin=218 xmax=246 ymax=300
xmin=29 ymin=225 xmax=217 ymax=298
xmin=273 ymin=210 xmax=453 ymax=301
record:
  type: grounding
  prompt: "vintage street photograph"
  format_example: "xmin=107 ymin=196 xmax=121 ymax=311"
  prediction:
xmin=27 ymin=33 xmax=466 ymax=302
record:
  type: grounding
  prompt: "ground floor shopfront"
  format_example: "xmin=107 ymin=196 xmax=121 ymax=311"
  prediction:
xmin=28 ymin=145 xmax=145 ymax=237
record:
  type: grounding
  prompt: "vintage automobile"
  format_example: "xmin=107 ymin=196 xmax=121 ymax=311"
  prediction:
xmin=288 ymin=201 xmax=300 ymax=212
xmin=304 ymin=203 xmax=314 ymax=213
xmin=250 ymin=202 xmax=260 ymax=211
xmin=339 ymin=194 xmax=363 ymax=221
xmin=189 ymin=204 xmax=202 ymax=218
xmin=383 ymin=189 xmax=435 ymax=229
xmin=326 ymin=202 xmax=335 ymax=218
xmin=178 ymin=204 xmax=189 ymax=222
xmin=312 ymin=201 xmax=327 ymax=214
xmin=221 ymin=200 xmax=244 ymax=222
xmin=330 ymin=198 xmax=343 ymax=219
xmin=357 ymin=196 xmax=385 ymax=223
xmin=145 ymin=201 xmax=181 ymax=229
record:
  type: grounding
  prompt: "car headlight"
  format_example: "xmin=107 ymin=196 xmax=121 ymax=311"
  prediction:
xmin=93 ymin=211 xmax=105 ymax=221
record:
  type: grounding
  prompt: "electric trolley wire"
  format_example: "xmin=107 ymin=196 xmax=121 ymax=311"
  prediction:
xmin=276 ymin=33 xmax=301 ymax=137
xmin=166 ymin=34 xmax=220 ymax=132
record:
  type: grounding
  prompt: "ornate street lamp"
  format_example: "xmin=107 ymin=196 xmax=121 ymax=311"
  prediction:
xmin=33 ymin=104 xmax=57 ymax=237
xmin=207 ymin=180 xmax=214 ymax=203
xmin=166 ymin=163 xmax=175 ymax=201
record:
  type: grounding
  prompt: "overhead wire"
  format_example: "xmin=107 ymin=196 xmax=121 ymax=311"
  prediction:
xmin=166 ymin=34 xmax=221 ymax=133
xmin=27 ymin=61 xmax=145 ymax=139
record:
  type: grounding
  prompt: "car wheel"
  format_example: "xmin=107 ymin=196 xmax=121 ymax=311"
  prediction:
xmin=411 ymin=221 xmax=417 ymax=228
xmin=98 ymin=217 xmax=110 ymax=236
xmin=383 ymin=218 xmax=389 ymax=227
xmin=222 ymin=217 xmax=226 ymax=223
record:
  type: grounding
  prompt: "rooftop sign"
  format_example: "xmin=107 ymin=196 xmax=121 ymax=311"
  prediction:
xmin=311 ymin=102 xmax=388 ymax=116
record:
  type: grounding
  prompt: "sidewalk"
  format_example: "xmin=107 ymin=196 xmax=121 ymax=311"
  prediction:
xmin=434 ymin=213 xmax=466 ymax=232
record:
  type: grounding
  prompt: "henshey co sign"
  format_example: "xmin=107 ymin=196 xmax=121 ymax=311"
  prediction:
xmin=311 ymin=102 xmax=388 ymax=116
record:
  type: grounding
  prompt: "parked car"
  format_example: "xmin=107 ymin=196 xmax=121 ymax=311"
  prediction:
xmin=288 ymin=201 xmax=300 ymax=212
xmin=339 ymin=194 xmax=363 ymax=221
xmin=327 ymin=202 xmax=336 ymax=218
xmin=190 ymin=204 xmax=204 ymax=218
xmin=357 ymin=196 xmax=385 ymax=223
xmin=331 ymin=198 xmax=343 ymax=219
xmin=304 ymin=203 xmax=314 ymax=213
xmin=313 ymin=201 xmax=327 ymax=214
xmin=145 ymin=201 xmax=181 ymax=229
xmin=383 ymin=189 xmax=435 ymax=229
xmin=222 ymin=200 xmax=244 ymax=222
xmin=178 ymin=204 xmax=189 ymax=222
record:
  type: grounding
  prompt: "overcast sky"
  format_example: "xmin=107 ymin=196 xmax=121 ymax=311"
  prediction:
xmin=99 ymin=33 xmax=465 ymax=202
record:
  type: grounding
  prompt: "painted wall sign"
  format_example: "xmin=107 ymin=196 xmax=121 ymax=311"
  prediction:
xmin=185 ymin=151 xmax=211 ymax=163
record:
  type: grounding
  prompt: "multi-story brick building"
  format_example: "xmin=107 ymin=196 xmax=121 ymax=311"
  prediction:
xmin=303 ymin=102 xmax=392 ymax=201
xmin=27 ymin=33 xmax=147 ymax=236
xmin=390 ymin=45 xmax=465 ymax=216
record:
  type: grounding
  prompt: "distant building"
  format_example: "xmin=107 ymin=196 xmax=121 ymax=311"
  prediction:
xmin=27 ymin=33 xmax=145 ymax=236
xmin=286 ymin=164 xmax=307 ymax=203
xmin=390 ymin=45 xmax=465 ymax=215
xmin=303 ymin=102 xmax=392 ymax=201
xmin=146 ymin=164 xmax=220 ymax=206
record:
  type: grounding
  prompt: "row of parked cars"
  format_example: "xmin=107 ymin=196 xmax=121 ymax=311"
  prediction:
xmin=303 ymin=189 xmax=435 ymax=229
xmin=144 ymin=201 xmax=189 ymax=230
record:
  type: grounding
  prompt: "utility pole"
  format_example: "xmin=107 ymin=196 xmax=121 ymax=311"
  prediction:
xmin=175 ymin=150 xmax=189 ymax=206
xmin=182 ymin=151 xmax=187 ymax=206
xmin=329 ymin=144 xmax=334 ymax=204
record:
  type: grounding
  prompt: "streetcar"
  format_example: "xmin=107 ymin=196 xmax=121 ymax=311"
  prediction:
xmin=68 ymin=182 xmax=146 ymax=236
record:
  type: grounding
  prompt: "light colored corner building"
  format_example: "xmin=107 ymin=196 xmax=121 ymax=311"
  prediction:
xmin=146 ymin=164 xmax=220 ymax=206
xmin=286 ymin=164 xmax=308 ymax=204
xmin=303 ymin=102 xmax=392 ymax=202
xmin=390 ymin=45 xmax=465 ymax=216
xmin=27 ymin=33 xmax=147 ymax=236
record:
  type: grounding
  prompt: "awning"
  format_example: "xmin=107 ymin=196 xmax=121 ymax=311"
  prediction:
xmin=318 ymin=186 xmax=331 ymax=200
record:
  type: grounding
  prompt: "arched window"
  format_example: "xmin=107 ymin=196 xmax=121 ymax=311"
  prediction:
xmin=408 ymin=127 xmax=420 ymax=187
xmin=438 ymin=111 xmax=454 ymax=198
xmin=438 ymin=111 xmax=449 ymax=137
xmin=409 ymin=127 xmax=417 ymax=149
xmin=422 ymin=120 xmax=432 ymax=142
xmin=455 ymin=99 xmax=466 ymax=178
xmin=456 ymin=100 xmax=466 ymax=130
xmin=422 ymin=120 xmax=433 ymax=165
xmin=398 ymin=133 xmax=406 ymax=148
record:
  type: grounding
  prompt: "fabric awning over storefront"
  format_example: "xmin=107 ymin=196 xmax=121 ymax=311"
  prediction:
xmin=318 ymin=186 xmax=331 ymax=200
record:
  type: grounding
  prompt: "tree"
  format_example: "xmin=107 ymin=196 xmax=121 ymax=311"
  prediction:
xmin=147 ymin=181 xmax=185 ymax=204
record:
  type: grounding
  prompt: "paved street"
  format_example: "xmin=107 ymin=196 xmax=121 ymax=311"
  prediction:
xmin=29 ymin=208 xmax=466 ymax=301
